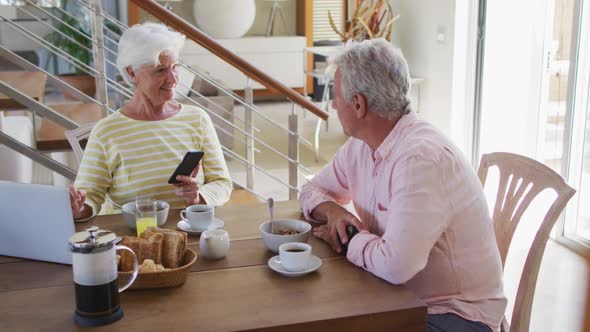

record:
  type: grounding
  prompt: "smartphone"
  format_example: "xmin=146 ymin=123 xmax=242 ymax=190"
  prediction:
xmin=168 ymin=151 xmax=204 ymax=184
xmin=339 ymin=225 xmax=359 ymax=254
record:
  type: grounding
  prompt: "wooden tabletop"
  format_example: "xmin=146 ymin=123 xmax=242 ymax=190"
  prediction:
xmin=36 ymin=103 xmax=103 ymax=151
xmin=0 ymin=71 xmax=47 ymax=109
xmin=77 ymin=200 xmax=310 ymax=243
xmin=0 ymin=200 xmax=427 ymax=331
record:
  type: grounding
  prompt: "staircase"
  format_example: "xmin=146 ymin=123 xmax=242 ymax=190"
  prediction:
xmin=0 ymin=0 xmax=330 ymax=202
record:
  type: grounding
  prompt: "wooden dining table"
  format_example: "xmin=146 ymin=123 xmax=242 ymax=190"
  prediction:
xmin=0 ymin=200 xmax=427 ymax=331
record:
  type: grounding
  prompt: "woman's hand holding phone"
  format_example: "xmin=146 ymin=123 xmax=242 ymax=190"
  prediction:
xmin=172 ymin=163 xmax=203 ymax=206
xmin=168 ymin=151 xmax=204 ymax=184
xmin=169 ymin=151 xmax=205 ymax=205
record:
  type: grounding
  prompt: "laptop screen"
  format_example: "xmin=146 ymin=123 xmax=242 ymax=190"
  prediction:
xmin=0 ymin=181 xmax=74 ymax=264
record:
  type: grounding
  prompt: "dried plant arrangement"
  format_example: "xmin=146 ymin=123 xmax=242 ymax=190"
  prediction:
xmin=329 ymin=0 xmax=400 ymax=42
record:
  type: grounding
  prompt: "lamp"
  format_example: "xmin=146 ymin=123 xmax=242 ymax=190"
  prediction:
xmin=265 ymin=0 xmax=289 ymax=36
xmin=193 ymin=0 xmax=256 ymax=39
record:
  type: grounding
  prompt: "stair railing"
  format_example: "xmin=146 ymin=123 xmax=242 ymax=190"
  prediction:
xmin=0 ymin=81 xmax=78 ymax=180
xmin=2 ymin=0 xmax=331 ymax=200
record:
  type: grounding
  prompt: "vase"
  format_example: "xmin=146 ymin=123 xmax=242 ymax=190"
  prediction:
xmin=193 ymin=0 xmax=256 ymax=39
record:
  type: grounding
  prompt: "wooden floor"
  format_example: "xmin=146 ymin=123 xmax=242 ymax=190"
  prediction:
xmin=225 ymin=188 xmax=263 ymax=206
xmin=505 ymin=239 xmax=589 ymax=332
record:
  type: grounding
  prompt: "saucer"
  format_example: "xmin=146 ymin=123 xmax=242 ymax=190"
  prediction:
xmin=267 ymin=255 xmax=322 ymax=277
xmin=176 ymin=218 xmax=224 ymax=234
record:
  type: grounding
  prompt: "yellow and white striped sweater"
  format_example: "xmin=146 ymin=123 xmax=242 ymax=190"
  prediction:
xmin=74 ymin=104 xmax=232 ymax=214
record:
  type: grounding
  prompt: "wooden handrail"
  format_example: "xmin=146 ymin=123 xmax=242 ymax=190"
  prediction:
xmin=129 ymin=0 xmax=329 ymax=121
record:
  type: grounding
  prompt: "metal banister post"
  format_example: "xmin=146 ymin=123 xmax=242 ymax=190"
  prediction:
xmin=288 ymin=104 xmax=299 ymax=200
xmin=90 ymin=0 xmax=109 ymax=116
xmin=245 ymin=78 xmax=255 ymax=190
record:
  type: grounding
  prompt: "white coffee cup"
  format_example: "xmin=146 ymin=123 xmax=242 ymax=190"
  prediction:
xmin=199 ymin=229 xmax=230 ymax=260
xmin=279 ymin=242 xmax=311 ymax=272
xmin=180 ymin=204 xmax=214 ymax=230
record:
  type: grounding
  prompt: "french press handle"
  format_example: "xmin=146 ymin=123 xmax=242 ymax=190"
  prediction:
xmin=116 ymin=245 xmax=139 ymax=292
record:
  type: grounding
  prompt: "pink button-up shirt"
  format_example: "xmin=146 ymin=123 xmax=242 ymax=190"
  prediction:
xmin=300 ymin=111 xmax=506 ymax=330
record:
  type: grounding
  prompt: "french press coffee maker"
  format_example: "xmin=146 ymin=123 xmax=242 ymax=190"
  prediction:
xmin=69 ymin=226 xmax=139 ymax=327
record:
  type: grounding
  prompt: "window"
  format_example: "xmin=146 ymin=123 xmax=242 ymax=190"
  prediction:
xmin=562 ymin=0 xmax=590 ymax=246
xmin=0 ymin=0 xmax=24 ymax=4
xmin=0 ymin=0 xmax=61 ymax=5
xmin=313 ymin=0 xmax=344 ymax=42
xmin=476 ymin=0 xmax=590 ymax=251
xmin=37 ymin=0 xmax=61 ymax=6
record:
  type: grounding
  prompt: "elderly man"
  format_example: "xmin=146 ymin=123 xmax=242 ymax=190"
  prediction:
xmin=299 ymin=39 xmax=506 ymax=332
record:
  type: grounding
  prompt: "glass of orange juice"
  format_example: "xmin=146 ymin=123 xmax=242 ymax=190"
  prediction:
xmin=135 ymin=197 xmax=157 ymax=236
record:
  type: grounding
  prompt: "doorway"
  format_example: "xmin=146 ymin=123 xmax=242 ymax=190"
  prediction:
xmin=474 ymin=0 xmax=590 ymax=250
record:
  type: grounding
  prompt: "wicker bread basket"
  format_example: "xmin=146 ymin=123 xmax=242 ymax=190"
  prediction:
xmin=118 ymin=248 xmax=197 ymax=290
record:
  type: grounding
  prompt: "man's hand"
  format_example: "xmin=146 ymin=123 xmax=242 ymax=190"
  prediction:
xmin=311 ymin=202 xmax=367 ymax=253
xmin=173 ymin=163 xmax=203 ymax=206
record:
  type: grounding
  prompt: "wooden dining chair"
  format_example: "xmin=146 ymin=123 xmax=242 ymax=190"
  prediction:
xmin=477 ymin=152 xmax=576 ymax=332
xmin=64 ymin=122 xmax=96 ymax=167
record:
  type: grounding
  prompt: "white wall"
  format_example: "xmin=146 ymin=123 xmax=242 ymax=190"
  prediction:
xmin=390 ymin=0 xmax=481 ymax=158
xmin=391 ymin=0 xmax=458 ymax=139
xmin=389 ymin=0 xmax=552 ymax=162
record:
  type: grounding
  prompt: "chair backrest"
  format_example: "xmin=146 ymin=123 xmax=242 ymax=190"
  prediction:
xmin=64 ymin=122 xmax=96 ymax=167
xmin=477 ymin=152 xmax=575 ymax=332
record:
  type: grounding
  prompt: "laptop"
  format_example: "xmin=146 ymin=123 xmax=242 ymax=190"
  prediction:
xmin=0 ymin=181 xmax=74 ymax=264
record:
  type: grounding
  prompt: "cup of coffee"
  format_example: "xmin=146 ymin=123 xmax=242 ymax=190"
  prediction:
xmin=199 ymin=229 xmax=230 ymax=260
xmin=180 ymin=204 xmax=214 ymax=230
xmin=278 ymin=242 xmax=311 ymax=272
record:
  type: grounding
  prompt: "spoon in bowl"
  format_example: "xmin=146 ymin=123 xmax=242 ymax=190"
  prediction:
xmin=267 ymin=197 xmax=274 ymax=234
xmin=106 ymin=197 xmax=123 ymax=209
xmin=106 ymin=197 xmax=133 ymax=214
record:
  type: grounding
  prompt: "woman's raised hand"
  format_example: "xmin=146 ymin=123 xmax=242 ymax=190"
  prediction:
xmin=173 ymin=163 xmax=203 ymax=206
xmin=68 ymin=186 xmax=88 ymax=220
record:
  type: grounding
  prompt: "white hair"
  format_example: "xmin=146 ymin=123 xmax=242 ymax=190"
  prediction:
xmin=117 ymin=23 xmax=186 ymax=87
xmin=328 ymin=38 xmax=412 ymax=119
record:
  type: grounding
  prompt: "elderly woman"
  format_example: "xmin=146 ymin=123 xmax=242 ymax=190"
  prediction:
xmin=69 ymin=23 xmax=232 ymax=220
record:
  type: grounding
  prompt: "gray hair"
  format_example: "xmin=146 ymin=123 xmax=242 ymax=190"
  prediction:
xmin=329 ymin=38 xmax=411 ymax=119
xmin=117 ymin=23 xmax=186 ymax=87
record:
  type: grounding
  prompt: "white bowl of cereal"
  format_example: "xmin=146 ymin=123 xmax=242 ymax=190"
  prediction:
xmin=259 ymin=219 xmax=311 ymax=253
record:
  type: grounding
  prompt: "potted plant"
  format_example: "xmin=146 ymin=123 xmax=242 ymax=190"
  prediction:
xmin=44 ymin=0 xmax=95 ymax=99
xmin=329 ymin=0 xmax=399 ymax=42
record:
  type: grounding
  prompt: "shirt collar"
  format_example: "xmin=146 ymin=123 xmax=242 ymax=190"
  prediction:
xmin=373 ymin=111 xmax=418 ymax=160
